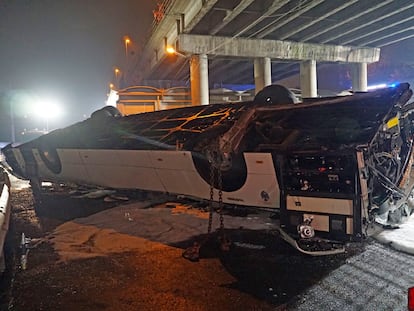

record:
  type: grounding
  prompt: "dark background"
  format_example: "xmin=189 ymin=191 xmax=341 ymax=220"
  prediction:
xmin=0 ymin=0 xmax=155 ymax=141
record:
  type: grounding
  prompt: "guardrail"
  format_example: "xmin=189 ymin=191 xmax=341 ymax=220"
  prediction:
xmin=0 ymin=167 xmax=11 ymax=273
xmin=117 ymin=85 xmax=192 ymax=115
xmin=148 ymin=0 xmax=174 ymax=36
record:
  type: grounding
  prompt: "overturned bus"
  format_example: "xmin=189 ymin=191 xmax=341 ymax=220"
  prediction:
xmin=2 ymin=83 xmax=414 ymax=255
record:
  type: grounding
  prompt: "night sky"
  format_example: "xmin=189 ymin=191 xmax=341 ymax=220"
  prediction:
xmin=0 ymin=0 xmax=155 ymax=136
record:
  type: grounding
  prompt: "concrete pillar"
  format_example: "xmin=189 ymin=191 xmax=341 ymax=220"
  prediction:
xmin=190 ymin=54 xmax=209 ymax=105
xmin=300 ymin=60 xmax=318 ymax=98
xmin=254 ymin=57 xmax=272 ymax=94
xmin=351 ymin=62 xmax=367 ymax=92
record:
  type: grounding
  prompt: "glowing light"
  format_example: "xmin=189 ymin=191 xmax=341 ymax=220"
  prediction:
xmin=165 ymin=45 xmax=187 ymax=58
xmin=166 ymin=46 xmax=176 ymax=54
xmin=29 ymin=96 xmax=64 ymax=133
xmin=106 ymin=89 xmax=119 ymax=107
xmin=32 ymin=97 xmax=63 ymax=120
xmin=367 ymin=83 xmax=387 ymax=91
xmin=124 ymin=37 xmax=131 ymax=57
xmin=367 ymin=82 xmax=400 ymax=91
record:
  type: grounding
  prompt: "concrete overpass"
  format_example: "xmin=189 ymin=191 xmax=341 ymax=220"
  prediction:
xmin=125 ymin=0 xmax=414 ymax=105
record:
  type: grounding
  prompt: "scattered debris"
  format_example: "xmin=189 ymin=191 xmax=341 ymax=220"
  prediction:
xmin=182 ymin=242 xmax=200 ymax=262
xmin=233 ymin=242 xmax=266 ymax=250
xmin=124 ymin=212 xmax=133 ymax=221
xmin=71 ymin=189 xmax=116 ymax=199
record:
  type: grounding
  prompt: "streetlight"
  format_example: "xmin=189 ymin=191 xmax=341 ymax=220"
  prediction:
xmin=124 ymin=37 xmax=131 ymax=57
xmin=166 ymin=46 xmax=175 ymax=54
xmin=114 ymin=68 xmax=120 ymax=88
xmin=165 ymin=45 xmax=187 ymax=58
xmin=32 ymin=97 xmax=63 ymax=133
xmin=114 ymin=68 xmax=120 ymax=78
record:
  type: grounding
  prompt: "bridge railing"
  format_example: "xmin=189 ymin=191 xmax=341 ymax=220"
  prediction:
xmin=116 ymin=84 xmax=257 ymax=115
xmin=148 ymin=0 xmax=174 ymax=38
xmin=116 ymin=85 xmax=192 ymax=115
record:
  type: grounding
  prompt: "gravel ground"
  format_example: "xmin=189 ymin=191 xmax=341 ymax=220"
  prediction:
xmin=2 ymin=182 xmax=410 ymax=311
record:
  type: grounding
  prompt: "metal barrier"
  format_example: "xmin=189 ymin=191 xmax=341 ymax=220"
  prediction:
xmin=116 ymin=85 xmax=192 ymax=115
xmin=116 ymin=85 xmax=256 ymax=115
xmin=148 ymin=0 xmax=174 ymax=36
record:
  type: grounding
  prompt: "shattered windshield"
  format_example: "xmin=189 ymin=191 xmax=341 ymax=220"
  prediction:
xmin=253 ymin=96 xmax=394 ymax=152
